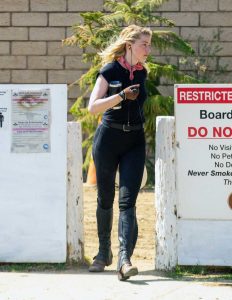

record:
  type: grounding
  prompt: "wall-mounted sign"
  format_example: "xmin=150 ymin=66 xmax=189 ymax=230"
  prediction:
xmin=11 ymin=89 xmax=51 ymax=153
xmin=175 ymin=84 xmax=232 ymax=220
xmin=175 ymin=84 xmax=232 ymax=266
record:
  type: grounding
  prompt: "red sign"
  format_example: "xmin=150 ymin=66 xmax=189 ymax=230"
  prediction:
xmin=177 ymin=87 xmax=232 ymax=103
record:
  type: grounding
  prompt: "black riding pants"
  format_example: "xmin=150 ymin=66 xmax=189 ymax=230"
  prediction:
xmin=92 ymin=122 xmax=145 ymax=211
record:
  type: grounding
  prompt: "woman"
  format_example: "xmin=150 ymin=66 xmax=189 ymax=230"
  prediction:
xmin=88 ymin=25 xmax=152 ymax=281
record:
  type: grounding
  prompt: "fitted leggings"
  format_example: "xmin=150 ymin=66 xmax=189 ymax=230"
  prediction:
xmin=92 ymin=122 xmax=145 ymax=211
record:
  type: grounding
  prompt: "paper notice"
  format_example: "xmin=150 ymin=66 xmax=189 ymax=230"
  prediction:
xmin=11 ymin=89 xmax=51 ymax=153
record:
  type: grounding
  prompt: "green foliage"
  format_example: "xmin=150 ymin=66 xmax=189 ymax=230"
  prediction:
xmin=104 ymin=0 xmax=175 ymax=26
xmin=153 ymin=31 xmax=195 ymax=54
xmin=147 ymin=61 xmax=199 ymax=84
xmin=178 ymin=33 xmax=228 ymax=83
xmin=63 ymin=0 xmax=198 ymax=184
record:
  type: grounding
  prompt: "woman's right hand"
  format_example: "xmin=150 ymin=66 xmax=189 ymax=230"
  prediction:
xmin=123 ymin=84 xmax=140 ymax=100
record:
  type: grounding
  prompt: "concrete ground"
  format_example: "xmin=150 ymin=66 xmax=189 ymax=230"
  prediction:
xmin=1 ymin=189 xmax=230 ymax=300
xmin=0 ymin=266 xmax=231 ymax=300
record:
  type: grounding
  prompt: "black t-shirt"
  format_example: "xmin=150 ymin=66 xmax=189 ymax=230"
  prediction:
xmin=98 ymin=60 xmax=147 ymax=125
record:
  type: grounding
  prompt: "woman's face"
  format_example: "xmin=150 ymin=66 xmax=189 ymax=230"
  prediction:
xmin=130 ymin=34 xmax=152 ymax=63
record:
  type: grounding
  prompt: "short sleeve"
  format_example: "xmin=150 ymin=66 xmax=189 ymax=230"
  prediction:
xmin=96 ymin=63 xmax=115 ymax=83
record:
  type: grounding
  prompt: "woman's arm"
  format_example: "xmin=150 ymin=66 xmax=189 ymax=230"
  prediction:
xmin=88 ymin=75 xmax=123 ymax=115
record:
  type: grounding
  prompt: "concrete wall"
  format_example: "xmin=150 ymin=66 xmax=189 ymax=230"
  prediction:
xmin=155 ymin=116 xmax=177 ymax=270
xmin=156 ymin=0 xmax=232 ymax=96
xmin=0 ymin=0 xmax=103 ymax=118
xmin=0 ymin=0 xmax=231 ymax=116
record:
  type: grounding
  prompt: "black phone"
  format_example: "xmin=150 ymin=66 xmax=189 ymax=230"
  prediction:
xmin=130 ymin=87 xmax=139 ymax=94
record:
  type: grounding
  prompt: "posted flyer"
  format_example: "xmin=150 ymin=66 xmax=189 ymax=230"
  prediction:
xmin=11 ymin=89 xmax=51 ymax=153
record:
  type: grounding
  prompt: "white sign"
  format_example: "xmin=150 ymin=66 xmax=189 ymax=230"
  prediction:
xmin=175 ymin=84 xmax=232 ymax=220
xmin=175 ymin=84 xmax=232 ymax=266
xmin=0 ymin=84 xmax=67 ymax=263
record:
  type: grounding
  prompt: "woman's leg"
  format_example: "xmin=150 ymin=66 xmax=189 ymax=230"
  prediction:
xmin=89 ymin=125 xmax=119 ymax=272
xmin=117 ymin=141 xmax=145 ymax=279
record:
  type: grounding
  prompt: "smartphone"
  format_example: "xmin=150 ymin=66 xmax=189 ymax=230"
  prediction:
xmin=130 ymin=87 xmax=139 ymax=94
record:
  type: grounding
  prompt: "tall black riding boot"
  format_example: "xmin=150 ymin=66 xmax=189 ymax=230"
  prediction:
xmin=117 ymin=207 xmax=138 ymax=280
xmin=89 ymin=205 xmax=113 ymax=272
xmin=130 ymin=207 xmax=138 ymax=257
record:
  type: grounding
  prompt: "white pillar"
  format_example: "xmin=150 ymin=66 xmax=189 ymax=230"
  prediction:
xmin=154 ymin=116 xmax=177 ymax=270
xmin=67 ymin=122 xmax=84 ymax=263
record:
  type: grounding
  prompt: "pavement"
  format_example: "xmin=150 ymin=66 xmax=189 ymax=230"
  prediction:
xmin=0 ymin=265 xmax=231 ymax=300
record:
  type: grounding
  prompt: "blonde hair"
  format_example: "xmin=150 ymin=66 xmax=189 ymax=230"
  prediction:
xmin=99 ymin=25 xmax=152 ymax=65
